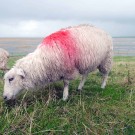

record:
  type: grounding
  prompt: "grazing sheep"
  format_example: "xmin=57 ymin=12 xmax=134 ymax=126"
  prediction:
xmin=0 ymin=48 xmax=9 ymax=71
xmin=3 ymin=24 xmax=113 ymax=101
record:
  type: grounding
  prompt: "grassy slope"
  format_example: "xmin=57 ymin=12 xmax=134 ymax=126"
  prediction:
xmin=0 ymin=56 xmax=135 ymax=135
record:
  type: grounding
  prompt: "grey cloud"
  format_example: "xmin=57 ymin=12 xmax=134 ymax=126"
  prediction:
xmin=0 ymin=0 xmax=135 ymax=37
xmin=0 ymin=0 xmax=135 ymax=22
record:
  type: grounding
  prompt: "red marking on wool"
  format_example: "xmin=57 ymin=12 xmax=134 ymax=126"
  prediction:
xmin=42 ymin=30 xmax=70 ymax=46
xmin=40 ymin=30 xmax=78 ymax=70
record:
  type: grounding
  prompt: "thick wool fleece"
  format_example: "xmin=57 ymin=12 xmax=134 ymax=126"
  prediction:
xmin=0 ymin=48 xmax=9 ymax=70
xmin=15 ymin=24 xmax=113 ymax=89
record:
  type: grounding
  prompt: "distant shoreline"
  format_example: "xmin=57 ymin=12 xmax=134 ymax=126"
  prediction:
xmin=113 ymin=37 xmax=135 ymax=38
xmin=0 ymin=37 xmax=135 ymax=56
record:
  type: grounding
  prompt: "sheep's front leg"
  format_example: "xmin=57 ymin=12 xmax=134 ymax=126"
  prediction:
xmin=63 ymin=80 xmax=69 ymax=101
xmin=101 ymin=74 xmax=108 ymax=89
xmin=77 ymin=73 xmax=88 ymax=91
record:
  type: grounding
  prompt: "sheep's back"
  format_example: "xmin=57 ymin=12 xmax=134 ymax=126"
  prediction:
xmin=39 ymin=25 xmax=113 ymax=74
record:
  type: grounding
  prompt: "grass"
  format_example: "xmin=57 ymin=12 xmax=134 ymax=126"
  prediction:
xmin=0 ymin=56 xmax=135 ymax=135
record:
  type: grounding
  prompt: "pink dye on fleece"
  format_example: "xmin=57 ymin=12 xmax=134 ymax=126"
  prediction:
xmin=40 ymin=30 xmax=79 ymax=69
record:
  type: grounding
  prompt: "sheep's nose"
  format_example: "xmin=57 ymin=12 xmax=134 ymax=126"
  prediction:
xmin=3 ymin=96 xmax=7 ymax=100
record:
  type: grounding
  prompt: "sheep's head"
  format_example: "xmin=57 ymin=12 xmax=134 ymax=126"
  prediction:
xmin=3 ymin=68 xmax=25 ymax=101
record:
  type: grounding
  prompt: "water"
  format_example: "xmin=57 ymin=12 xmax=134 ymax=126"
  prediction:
xmin=0 ymin=37 xmax=135 ymax=56
xmin=0 ymin=38 xmax=42 ymax=56
xmin=113 ymin=38 xmax=135 ymax=56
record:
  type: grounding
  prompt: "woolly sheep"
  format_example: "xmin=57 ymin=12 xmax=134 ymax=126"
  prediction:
xmin=3 ymin=24 xmax=113 ymax=101
xmin=0 ymin=48 xmax=9 ymax=71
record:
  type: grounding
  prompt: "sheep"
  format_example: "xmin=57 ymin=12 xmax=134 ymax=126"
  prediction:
xmin=3 ymin=24 xmax=113 ymax=101
xmin=0 ymin=48 xmax=9 ymax=71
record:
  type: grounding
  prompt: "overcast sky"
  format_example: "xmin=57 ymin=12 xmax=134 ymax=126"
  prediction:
xmin=0 ymin=0 xmax=135 ymax=37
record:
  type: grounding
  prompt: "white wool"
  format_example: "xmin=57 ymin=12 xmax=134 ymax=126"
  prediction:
xmin=3 ymin=24 xmax=113 ymax=100
xmin=14 ymin=25 xmax=113 ymax=89
xmin=0 ymin=48 xmax=9 ymax=70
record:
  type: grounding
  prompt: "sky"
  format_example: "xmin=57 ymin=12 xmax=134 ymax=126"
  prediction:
xmin=0 ymin=0 xmax=135 ymax=37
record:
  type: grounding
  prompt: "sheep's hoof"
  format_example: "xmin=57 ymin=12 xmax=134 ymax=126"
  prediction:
xmin=63 ymin=96 xmax=68 ymax=101
xmin=101 ymin=85 xmax=105 ymax=89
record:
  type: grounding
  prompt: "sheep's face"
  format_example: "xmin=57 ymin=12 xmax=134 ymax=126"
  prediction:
xmin=3 ymin=68 xmax=25 ymax=101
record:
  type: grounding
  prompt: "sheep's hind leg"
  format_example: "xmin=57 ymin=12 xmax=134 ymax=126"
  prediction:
xmin=98 ymin=58 xmax=112 ymax=89
xmin=77 ymin=73 xmax=88 ymax=91
xmin=63 ymin=80 xmax=69 ymax=101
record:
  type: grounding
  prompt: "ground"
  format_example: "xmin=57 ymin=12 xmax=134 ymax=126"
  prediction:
xmin=0 ymin=56 xmax=135 ymax=135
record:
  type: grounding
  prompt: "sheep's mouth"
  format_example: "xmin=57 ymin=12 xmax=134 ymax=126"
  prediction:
xmin=3 ymin=94 xmax=16 ymax=101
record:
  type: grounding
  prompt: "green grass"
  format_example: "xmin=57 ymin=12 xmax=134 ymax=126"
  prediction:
xmin=114 ymin=56 xmax=135 ymax=62
xmin=0 ymin=56 xmax=135 ymax=134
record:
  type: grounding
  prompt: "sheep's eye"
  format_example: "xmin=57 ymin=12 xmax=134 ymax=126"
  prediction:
xmin=9 ymin=78 xmax=14 ymax=82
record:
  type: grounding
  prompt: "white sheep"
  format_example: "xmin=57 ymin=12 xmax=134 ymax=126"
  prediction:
xmin=0 ymin=48 xmax=9 ymax=71
xmin=3 ymin=24 xmax=113 ymax=101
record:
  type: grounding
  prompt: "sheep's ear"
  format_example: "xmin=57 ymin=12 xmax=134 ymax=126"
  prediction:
xmin=17 ymin=68 xmax=25 ymax=78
